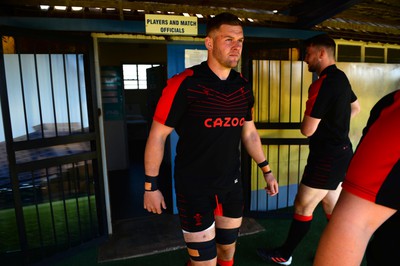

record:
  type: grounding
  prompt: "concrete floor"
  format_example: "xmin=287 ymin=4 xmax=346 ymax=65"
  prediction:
xmin=98 ymin=214 xmax=265 ymax=263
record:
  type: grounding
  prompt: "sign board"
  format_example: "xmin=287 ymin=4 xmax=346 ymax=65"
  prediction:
xmin=185 ymin=49 xmax=207 ymax=68
xmin=145 ymin=14 xmax=198 ymax=36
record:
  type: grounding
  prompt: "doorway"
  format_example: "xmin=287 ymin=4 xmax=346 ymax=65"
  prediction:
xmin=97 ymin=41 xmax=168 ymax=222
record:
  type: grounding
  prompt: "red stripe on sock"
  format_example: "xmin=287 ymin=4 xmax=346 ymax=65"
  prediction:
xmin=293 ymin=213 xmax=313 ymax=221
xmin=217 ymin=258 xmax=234 ymax=266
xmin=326 ymin=213 xmax=332 ymax=220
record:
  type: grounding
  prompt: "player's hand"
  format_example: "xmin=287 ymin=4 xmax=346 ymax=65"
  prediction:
xmin=264 ymin=172 xmax=279 ymax=196
xmin=144 ymin=190 xmax=166 ymax=214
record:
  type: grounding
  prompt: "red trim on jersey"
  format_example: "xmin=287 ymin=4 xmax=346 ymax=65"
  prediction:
xmin=153 ymin=68 xmax=194 ymax=124
xmin=304 ymin=74 xmax=327 ymax=116
xmin=214 ymin=195 xmax=223 ymax=216
xmin=343 ymin=90 xmax=400 ymax=203
xmin=239 ymin=72 xmax=248 ymax=82
xmin=396 ymin=89 xmax=400 ymax=102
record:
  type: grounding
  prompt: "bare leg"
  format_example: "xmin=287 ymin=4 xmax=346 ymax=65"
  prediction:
xmin=314 ymin=191 xmax=396 ymax=266
xmin=184 ymin=224 xmax=217 ymax=266
xmin=321 ymin=182 xmax=342 ymax=216
xmin=215 ymin=216 xmax=242 ymax=262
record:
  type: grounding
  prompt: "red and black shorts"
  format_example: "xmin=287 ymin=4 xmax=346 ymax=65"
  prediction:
xmin=176 ymin=179 xmax=243 ymax=232
xmin=301 ymin=144 xmax=353 ymax=190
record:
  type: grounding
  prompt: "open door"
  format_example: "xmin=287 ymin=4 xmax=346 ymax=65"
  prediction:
xmin=146 ymin=65 xmax=173 ymax=212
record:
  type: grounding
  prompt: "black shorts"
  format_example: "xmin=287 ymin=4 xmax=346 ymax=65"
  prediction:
xmin=301 ymin=144 xmax=353 ymax=190
xmin=175 ymin=179 xmax=243 ymax=232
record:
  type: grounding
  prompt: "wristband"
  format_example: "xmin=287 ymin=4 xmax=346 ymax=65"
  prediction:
xmin=263 ymin=170 xmax=272 ymax=175
xmin=144 ymin=175 xmax=158 ymax=191
xmin=257 ymin=160 xmax=269 ymax=168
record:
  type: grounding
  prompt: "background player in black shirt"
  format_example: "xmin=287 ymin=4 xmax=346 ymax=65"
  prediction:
xmin=257 ymin=34 xmax=360 ymax=265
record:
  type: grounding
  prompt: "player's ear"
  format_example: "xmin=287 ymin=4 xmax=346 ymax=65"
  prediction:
xmin=319 ymin=47 xmax=326 ymax=60
xmin=205 ymin=36 xmax=213 ymax=50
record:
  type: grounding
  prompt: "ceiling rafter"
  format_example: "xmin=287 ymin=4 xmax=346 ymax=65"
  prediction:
xmin=318 ymin=19 xmax=400 ymax=36
xmin=286 ymin=0 xmax=363 ymax=29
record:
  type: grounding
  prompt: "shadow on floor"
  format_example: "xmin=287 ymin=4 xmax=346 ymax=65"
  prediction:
xmin=98 ymin=214 xmax=265 ymax=263
xmin=108 ymin=139 xmax=149 ymax=221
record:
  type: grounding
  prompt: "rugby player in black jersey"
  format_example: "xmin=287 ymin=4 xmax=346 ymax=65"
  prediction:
xmin=257 ymin=34 xmax=360 ymax=265
xmin=143 ymin=12 xmax=279 ymax=266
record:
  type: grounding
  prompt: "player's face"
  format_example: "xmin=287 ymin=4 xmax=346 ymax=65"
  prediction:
xmin=209 ymin=24 xmax=244 ymax=69
xmin=304 ymin=45 xmax=321 ymax=73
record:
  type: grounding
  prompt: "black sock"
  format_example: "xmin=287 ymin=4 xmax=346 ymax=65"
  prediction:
xmin=280 ymin=214 xmax=312 ymax=257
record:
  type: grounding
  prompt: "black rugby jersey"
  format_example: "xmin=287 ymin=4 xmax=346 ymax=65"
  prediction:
xmin=154 ymin=61 xmax=254 ymax=191
xmin=304 ymin=64 xmax=357 ymax=152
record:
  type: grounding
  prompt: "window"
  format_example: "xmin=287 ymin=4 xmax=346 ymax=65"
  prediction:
xmin=388 ymin=48 xmax=400 ymax=63
xmin=335 ymin=40 xmax=400 ymax=64
xmin=365 ymin=47 xmax=384 ymax=63
xmin=122 ymin=64 xmax=160 ymax=90
xmin=337 ymin=45 xmax=361 ymax=62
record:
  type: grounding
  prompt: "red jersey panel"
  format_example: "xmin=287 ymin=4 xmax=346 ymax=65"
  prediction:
xmin=343 ymin=90 xmax=400 ymax=209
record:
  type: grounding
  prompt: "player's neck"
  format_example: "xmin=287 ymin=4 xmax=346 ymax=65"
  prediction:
xmin=207 ymin=60 xmax=231 ymax=80
xmin=317 ymin=59 xmax=335 ymax=76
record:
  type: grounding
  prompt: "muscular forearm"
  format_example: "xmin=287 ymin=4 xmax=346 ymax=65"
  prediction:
xmin=144 ymin=135 xmax=165 ymax=176
xmin=242 ymin=131 xmax=266 ymax=164
xmin=244 ymin=137 xmax=273 ymax=179
xmin=242 ymin=122 xmax=278 ymax=196
xmin=143 ymin=122 xmax=169 ymax=213
xmin=144 ymin=121 xmax=173 ymax=176
xmin=241 ymin=121 xmax=267 ymax=164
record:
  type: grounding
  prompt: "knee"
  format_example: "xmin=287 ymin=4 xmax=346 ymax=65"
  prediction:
xmin=294 ymin=199 xmax=308 ymax=215
xmin=215 ymin=227 xmax=239 ymax=259
xmin=321 ymin=198 xmax=335 ymax=214
xmin=217 ymin=242 xmax=235 ymax=258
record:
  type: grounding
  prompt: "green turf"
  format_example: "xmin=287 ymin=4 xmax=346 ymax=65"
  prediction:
xmin=0 ymin=195 xmax=98 ymax=262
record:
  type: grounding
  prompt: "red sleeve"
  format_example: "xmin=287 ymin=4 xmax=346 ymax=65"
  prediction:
xmin=343 ymin=91 xmax=400 ymax=202
xmin=153 ymin=69 xmax=193 ymax=125
xmin=304 ymin=74 xmax=327 ymax=116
